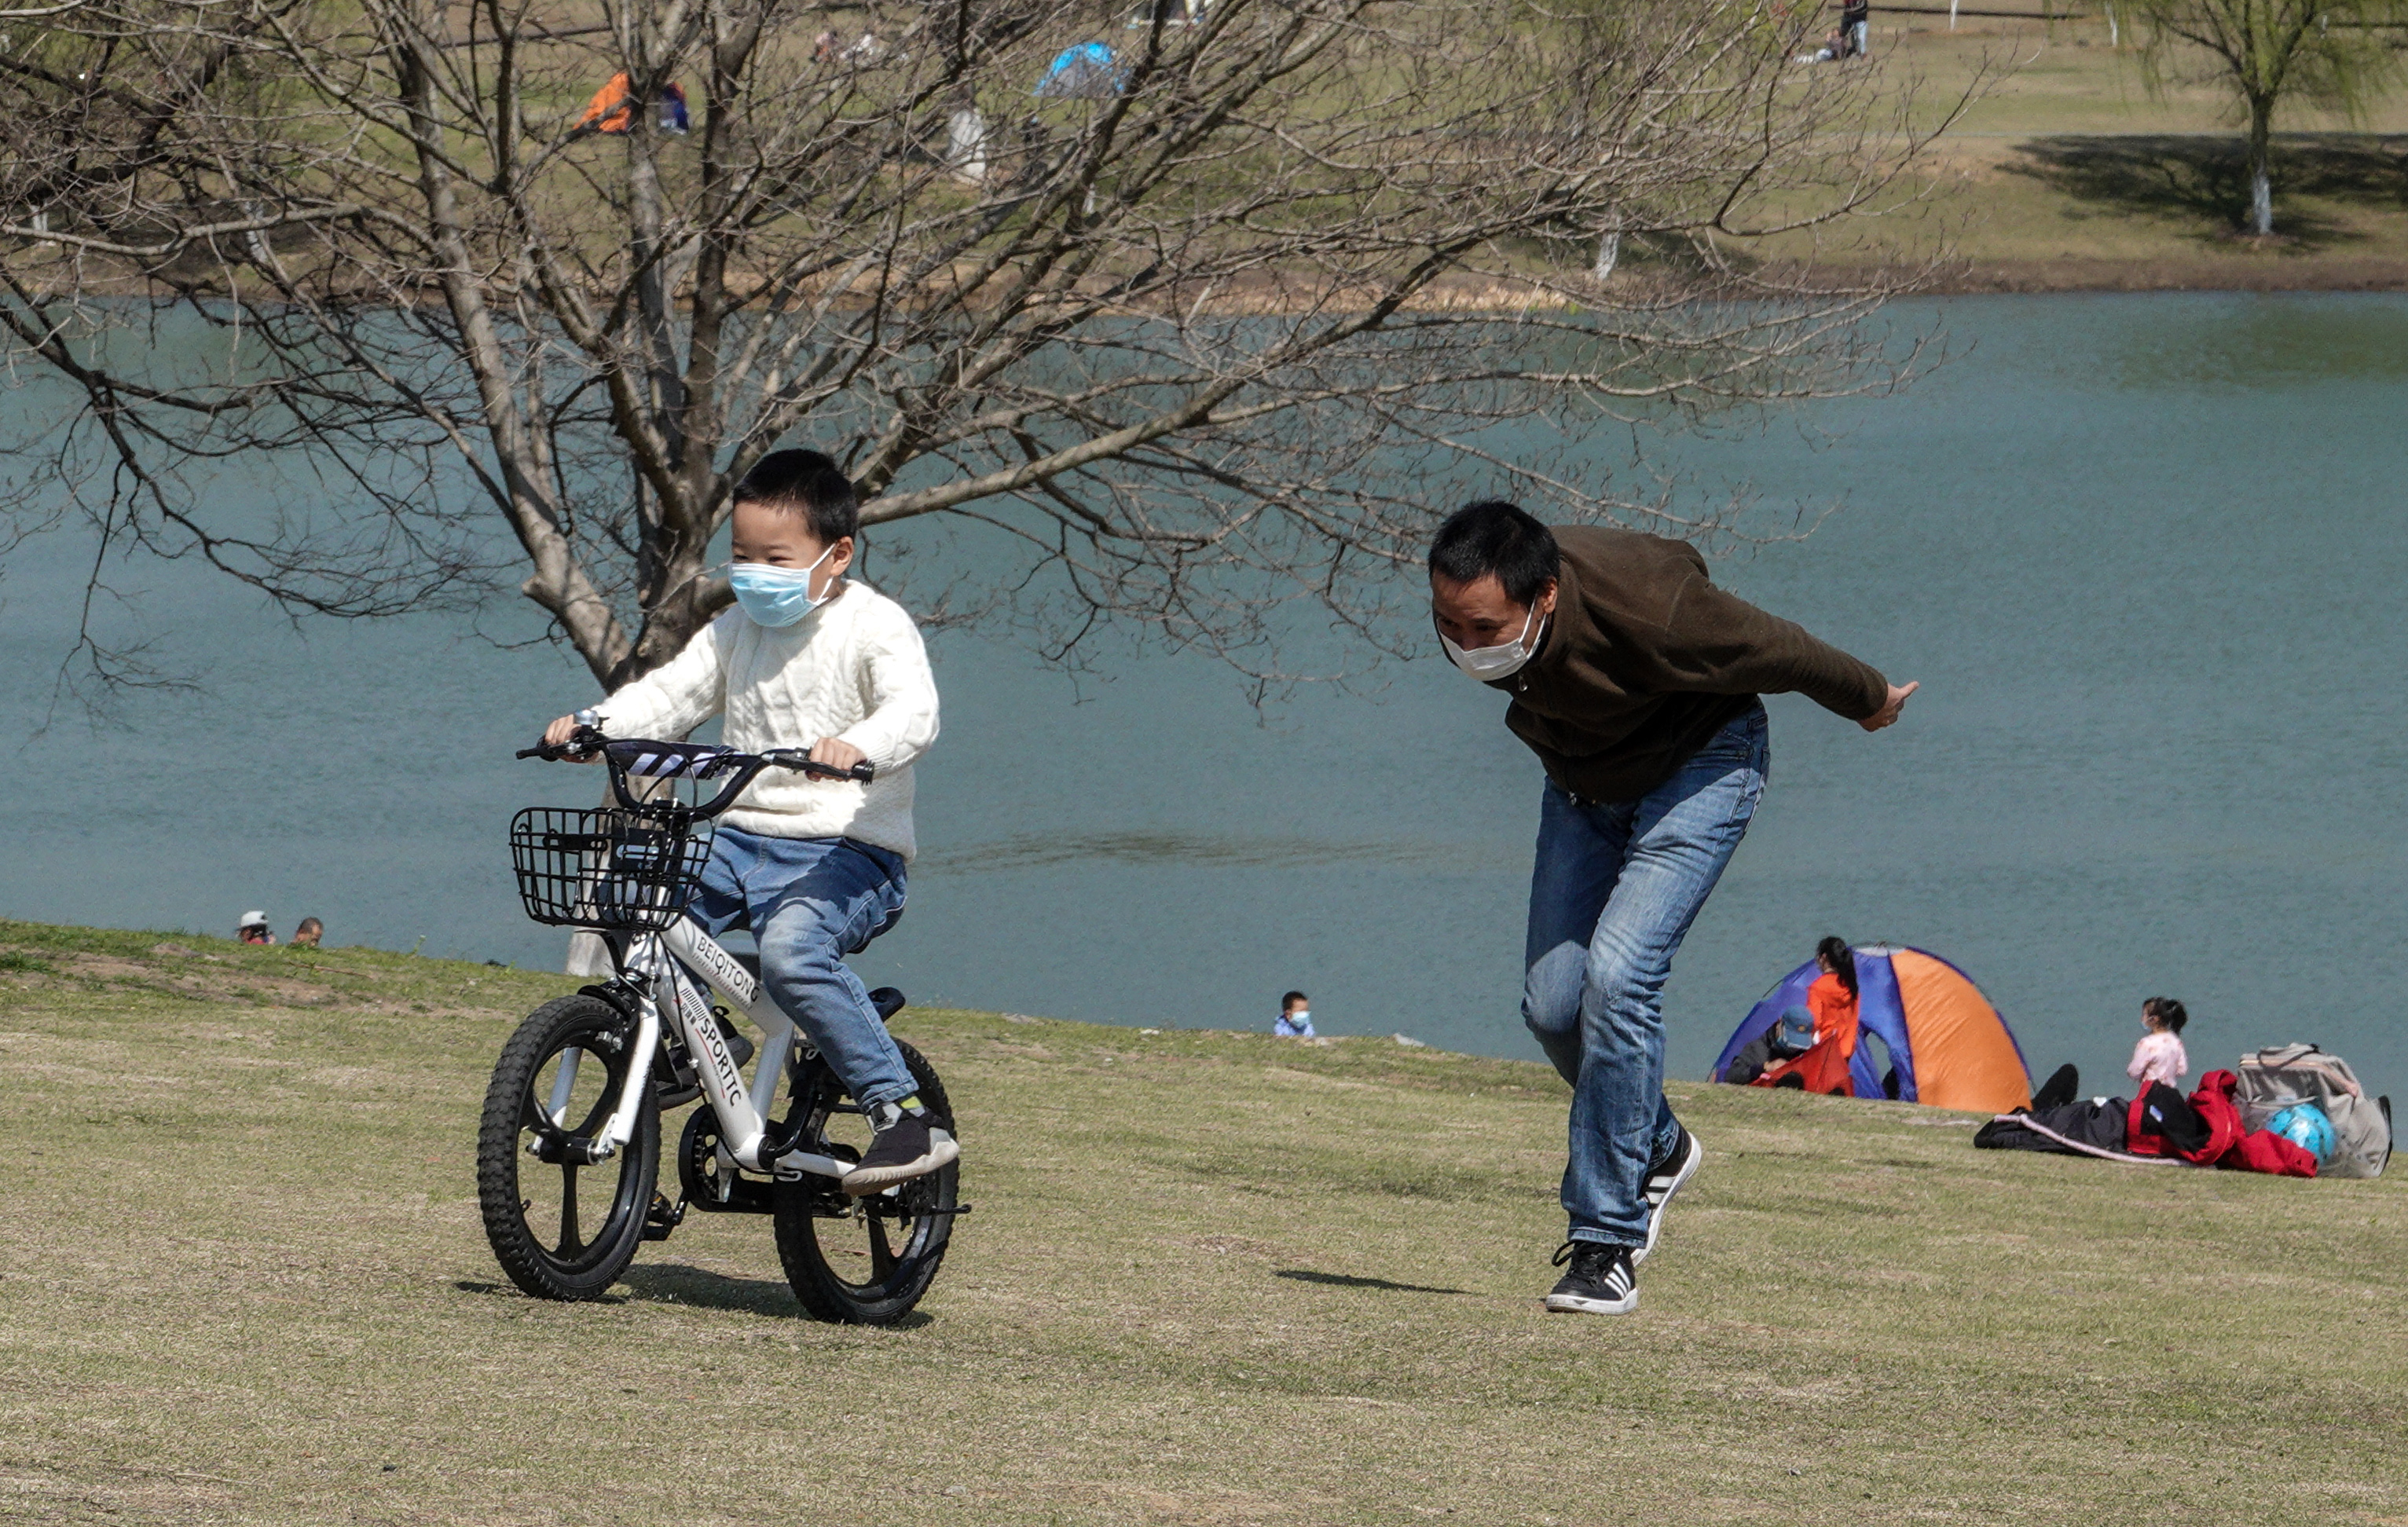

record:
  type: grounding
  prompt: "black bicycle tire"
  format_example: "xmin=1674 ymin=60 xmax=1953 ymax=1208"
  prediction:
xmin=772 ymin=1039 xmax=958 ymax=1325
xmin=476 ymin=993 xmax=661 ymax=1300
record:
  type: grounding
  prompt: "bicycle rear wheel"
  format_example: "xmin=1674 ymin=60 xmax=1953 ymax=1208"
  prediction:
xmin=477 ymin=994 xmax=660 ymax=1300
xmin=772 ymin=1039 xmax=958 ymax=1325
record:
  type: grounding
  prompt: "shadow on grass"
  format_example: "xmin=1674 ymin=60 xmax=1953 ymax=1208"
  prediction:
xmin=615 ymin=1262 xmax=804 ymax=1316
xmin=456 ymin=1267 xmax=936 ymax=1325
xmin=1274 ymin=1269 xmax=1470 ymax=1295
xmin=453 ymin=1278 xmax=625 ymax=1305
xmin=2007 ymin=134 xmax=2408 ymax=248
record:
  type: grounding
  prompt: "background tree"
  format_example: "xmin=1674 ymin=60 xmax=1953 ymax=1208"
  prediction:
xmin=0 ymin=0 xmax=1958 ymax=698
xmin=2123 ymin=0 xmax=2408 ymax=236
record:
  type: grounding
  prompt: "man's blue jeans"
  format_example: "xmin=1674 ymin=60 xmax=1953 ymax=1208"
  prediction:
xmin=1523 ymin=702 xmax=1769 ymax=1247
xmin=685 ymin=827 xmax=918 ymax=1111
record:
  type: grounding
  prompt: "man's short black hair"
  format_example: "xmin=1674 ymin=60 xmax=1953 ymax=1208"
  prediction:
xmin=1281 ymin=991 xmax=1307 ymax=1009
xmin=734 ymin=449 xmax=859 ymax=546
xmin=1428 ymin=500 xmax=1560 ymax=606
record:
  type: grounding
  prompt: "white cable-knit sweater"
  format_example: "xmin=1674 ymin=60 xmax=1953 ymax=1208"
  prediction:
xmin=594 ymin=580 xmax=939 ymax=860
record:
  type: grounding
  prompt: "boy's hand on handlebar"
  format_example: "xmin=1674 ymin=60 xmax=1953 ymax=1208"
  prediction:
xmin=541 ymin=714 xmax=603 ymax=760
xmin=807 ymin=737 xmax=868 ymax=774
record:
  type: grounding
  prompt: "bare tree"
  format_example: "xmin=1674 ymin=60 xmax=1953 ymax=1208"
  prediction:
xmin=2124 ymin=0 xmax=2407 ymax=236
xmin=0 ymin=0 xmax=1959 ymax=697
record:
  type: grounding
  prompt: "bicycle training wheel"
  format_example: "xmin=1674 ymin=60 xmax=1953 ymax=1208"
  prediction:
xmin=772 ymin=1039 xmax=958 ymax=1325
xmin=477 ymin=993 xmax=661 ymax=1300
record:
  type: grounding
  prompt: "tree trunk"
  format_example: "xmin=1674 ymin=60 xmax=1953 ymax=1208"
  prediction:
xmin=2247 ymin=97 xmax=2274 ymax=236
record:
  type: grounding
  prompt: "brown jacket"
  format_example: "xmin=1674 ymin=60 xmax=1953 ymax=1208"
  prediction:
xmin=1491 ymin=525 xmax=1889 ymax=801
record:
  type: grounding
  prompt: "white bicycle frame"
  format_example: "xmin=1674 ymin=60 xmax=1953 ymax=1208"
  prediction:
xmin=540 ymin=915 xmax=853 ymax=1184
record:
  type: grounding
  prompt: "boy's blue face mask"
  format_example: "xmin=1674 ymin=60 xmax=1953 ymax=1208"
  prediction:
xmin=728 ymin=546 xmax=836 ymax=628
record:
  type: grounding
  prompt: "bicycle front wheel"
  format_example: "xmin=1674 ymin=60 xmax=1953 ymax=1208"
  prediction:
xmin=477 ymin=994 xmax=660 ymax=1300
xmin=772 ymin=1039 xmax=958 ymax=1325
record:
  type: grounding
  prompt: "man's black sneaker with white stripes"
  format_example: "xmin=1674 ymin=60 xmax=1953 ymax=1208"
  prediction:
xmin=841 ymin=1106 xmax=959 ymax=1195
xmin=1545 ymin=1241 xmax=1638 ymax=1316
xmin=1636 ymin=1125 xmax=1703 ymax=1265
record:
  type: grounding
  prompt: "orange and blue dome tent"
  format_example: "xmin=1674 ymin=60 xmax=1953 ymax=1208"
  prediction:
xmin=1711 ymin=944 xmax=2032 ymax=1113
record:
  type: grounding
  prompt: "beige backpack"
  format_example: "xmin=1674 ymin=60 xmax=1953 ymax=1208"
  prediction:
xmin=2233 ymin=1044 xmax=2392 ymax=1180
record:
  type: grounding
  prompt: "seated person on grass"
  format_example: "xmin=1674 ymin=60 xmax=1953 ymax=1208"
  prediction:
xmin=2128 ymin=996 xmax=2189 ymax=1090
xmin=540 ymin=449 xmax=950 ymax=1193
xmin=1750 ymin=936 xmax=1860 ymax=1097
xmin=1274 ymin=991 xmax=1316 ymax=1038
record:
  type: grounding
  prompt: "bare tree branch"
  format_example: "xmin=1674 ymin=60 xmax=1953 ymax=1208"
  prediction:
xmin=0 ymin=0 xmax=1973 ymax=694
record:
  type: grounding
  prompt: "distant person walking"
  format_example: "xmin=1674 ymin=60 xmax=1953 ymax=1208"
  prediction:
xmin=1274 ymin=991 xmax=1317 ymax=1038
xmin=1426 ymin=503 xmax=1915 ymax=1316
xmin=1841 ymin=0 xmax=1869 ymax=57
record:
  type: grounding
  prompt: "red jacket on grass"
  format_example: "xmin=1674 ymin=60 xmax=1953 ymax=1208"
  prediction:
xmin=2127 ymin=1070 xmax=2317 ymax=1177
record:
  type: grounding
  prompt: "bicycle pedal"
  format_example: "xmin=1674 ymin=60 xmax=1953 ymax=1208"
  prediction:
xmin=713 ymin=1010 xmax=756 ymax=1070
xmin=641 ymin=1191 xmax=687 ymax=1242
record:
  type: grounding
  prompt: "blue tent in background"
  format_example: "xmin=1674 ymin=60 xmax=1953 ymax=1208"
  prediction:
xmin=1034 ymin=42 xmax=1125 ymax=98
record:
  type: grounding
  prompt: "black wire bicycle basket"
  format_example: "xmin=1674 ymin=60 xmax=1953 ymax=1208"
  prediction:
xmin=509 ymin=805 xmax=714 ymax=931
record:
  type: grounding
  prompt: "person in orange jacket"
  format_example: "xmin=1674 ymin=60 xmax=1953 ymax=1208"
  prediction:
xmin=570 ymin=73 xmax=690 ymax=137
xmin=1753 ymin=936 xmax=1860 ymax=1097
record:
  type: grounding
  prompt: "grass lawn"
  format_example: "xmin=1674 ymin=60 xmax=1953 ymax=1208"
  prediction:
xmin=2 ymin=917 xmax=2403 ymax=1525
xmin=1803 ymin=18 xmax=2408 ymax=287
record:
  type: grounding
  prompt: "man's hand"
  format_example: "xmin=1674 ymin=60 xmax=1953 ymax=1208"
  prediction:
xmin=808 ymin=737 xmax=868 ymax=774
xmin=541 ymin=713 xmax=602 ymax=760
xmin=1859 ymin=681 xmax=1919 ymax=733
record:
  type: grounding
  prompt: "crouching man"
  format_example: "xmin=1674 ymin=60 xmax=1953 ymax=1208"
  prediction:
xmin=1426 ymin=503 xmax=1915 ymax=1315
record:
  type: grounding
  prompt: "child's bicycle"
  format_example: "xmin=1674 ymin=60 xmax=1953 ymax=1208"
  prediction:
xmin=476 ymin=727 xmax=962 ymax=1325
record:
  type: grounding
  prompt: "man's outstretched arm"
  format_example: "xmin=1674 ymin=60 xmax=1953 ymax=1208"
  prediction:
xmin=1649 ymin=559 xmax=1916 ymax=728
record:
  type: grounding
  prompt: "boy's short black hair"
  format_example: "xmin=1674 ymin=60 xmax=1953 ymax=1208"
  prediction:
xmin=1428 ymin=501 xmax=1561 ymax=607
xmin=1281 ymin=991 xmax=1308 ymax=1009
xmin=734 ymin=449 xmax=859 ymax=546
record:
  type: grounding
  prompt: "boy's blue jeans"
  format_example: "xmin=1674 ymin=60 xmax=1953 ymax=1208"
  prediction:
xmin=684 ymin=826 xmax=918 ymax=1112
xmin=1523 ymin=702 xmax=1769 ymax=1248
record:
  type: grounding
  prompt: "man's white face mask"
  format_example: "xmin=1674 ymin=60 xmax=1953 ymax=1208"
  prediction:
xmin=1441 ymin=606 xmax=1545 ymax=683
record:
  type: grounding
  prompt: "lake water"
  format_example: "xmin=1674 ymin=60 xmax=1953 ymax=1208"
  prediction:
xmin=4 ymin=294 xmax=2403 ymax=1102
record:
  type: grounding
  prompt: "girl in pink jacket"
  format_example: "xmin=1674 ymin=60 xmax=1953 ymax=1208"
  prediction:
xmin=2126 ymin=997 xmax=2189 ymax=1090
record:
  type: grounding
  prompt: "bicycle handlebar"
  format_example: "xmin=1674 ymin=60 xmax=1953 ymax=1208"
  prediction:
xmin=516 ymin=725 xmax=607 ymax=763
xmin=759 ymin=748 xmax=875 ymax=784
xmin=516 ymin=728 xmax=873 ymax=818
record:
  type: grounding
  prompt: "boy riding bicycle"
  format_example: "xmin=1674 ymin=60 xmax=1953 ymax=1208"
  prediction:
xmin=540 ymin=449 xmax=952 ymax=1192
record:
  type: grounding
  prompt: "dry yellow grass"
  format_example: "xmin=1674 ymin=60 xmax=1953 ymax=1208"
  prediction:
xmin=2 ymin=918 xmax=2403 ymax=1525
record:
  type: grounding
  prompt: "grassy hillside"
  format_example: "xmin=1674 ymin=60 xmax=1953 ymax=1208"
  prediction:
xmin=1842 ymin=20 xmax=2408 ymax=289
xmin=2 ymin=917 xmax=2402 ymax=1525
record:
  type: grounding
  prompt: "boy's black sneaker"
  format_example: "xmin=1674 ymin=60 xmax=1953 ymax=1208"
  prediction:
xmin=715 ymin=1014 xmax=756 ymax=1071
xmin=1545 ymin=1241 xmax=1638 ymax=1316
xmin=841 ymin=1106 xmax=959 ymax=1194
xmin=1635 ymin=1125 xmax=1702 ymax=1265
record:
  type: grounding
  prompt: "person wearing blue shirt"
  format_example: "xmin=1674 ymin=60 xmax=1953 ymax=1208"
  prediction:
xmin=1273 ymin=991 xmax=1316 ymax=1038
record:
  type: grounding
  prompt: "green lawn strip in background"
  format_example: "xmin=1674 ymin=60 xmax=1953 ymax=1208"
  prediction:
xmin=1798 ymin=22 xmax=2408 ymax=286
xmin=1 ymin=918 xmax=2400 ymax=1525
